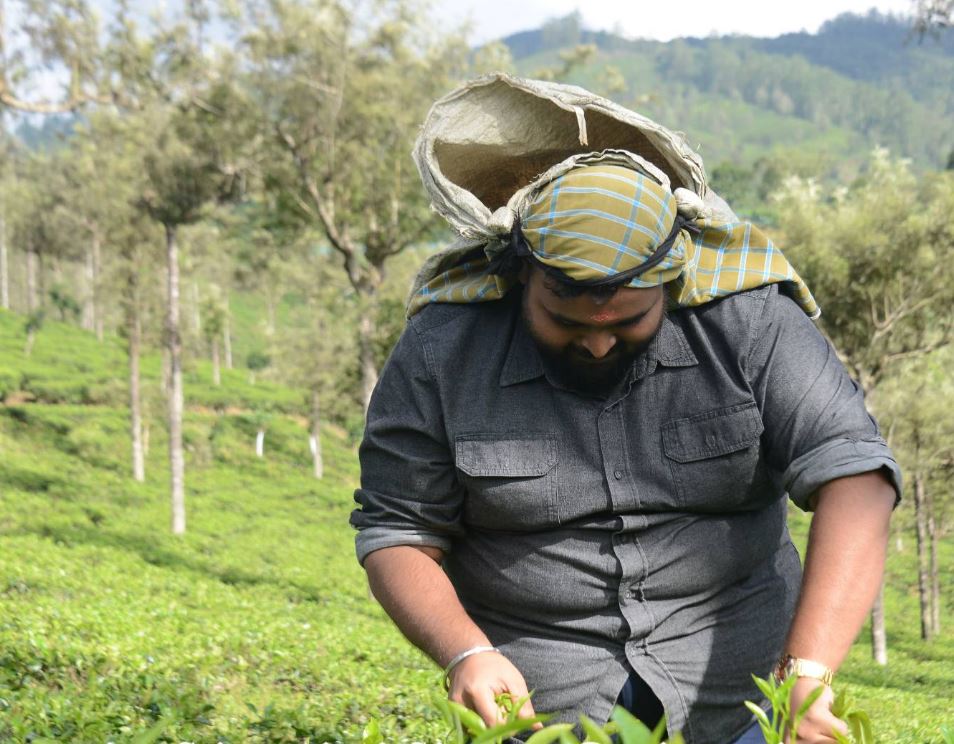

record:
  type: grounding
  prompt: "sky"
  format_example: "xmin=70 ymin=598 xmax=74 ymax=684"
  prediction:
xmin=433 ymin=0 xmax=916 ymax=44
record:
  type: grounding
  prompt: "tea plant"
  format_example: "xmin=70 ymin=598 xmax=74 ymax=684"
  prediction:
xmin=429 ymin=691 xmax=682 ymax=744
xmin=745 ymin=675 xmax=873 ymax=744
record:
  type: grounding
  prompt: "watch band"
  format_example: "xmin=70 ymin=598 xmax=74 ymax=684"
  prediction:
xmin=774 ymin=654 xmax=834 ymax=686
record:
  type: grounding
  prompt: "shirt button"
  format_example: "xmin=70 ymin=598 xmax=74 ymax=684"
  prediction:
xmin=613 ymin=469 xmax=623 ymax=480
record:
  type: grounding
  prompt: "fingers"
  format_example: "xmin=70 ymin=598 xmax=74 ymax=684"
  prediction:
xmin=517 ymin=693 xmax=544 ymax=731
xmin=789 ymin=680 xmax=852 ymax=743
xmin=468 ymin=687 xmax=503 ymax=728
xmin=447 ymin=651 xmax=544 ymax=731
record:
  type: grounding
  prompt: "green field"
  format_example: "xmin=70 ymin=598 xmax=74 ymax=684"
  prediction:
xmin=0 ymin=307 xmax=951 ymax=743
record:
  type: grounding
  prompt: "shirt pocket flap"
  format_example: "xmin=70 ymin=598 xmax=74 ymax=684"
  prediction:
xmin=663 ymin=402 xmax=764 ymax=463
xmin=455 ymin=436 xmax=557 ymax=477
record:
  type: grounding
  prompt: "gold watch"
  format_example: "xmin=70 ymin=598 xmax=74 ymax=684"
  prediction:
xmin=773 ymin=654 xmax=834 ymax=686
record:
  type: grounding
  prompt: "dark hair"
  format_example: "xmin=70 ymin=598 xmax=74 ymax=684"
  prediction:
xmin=534 ymin=262 xmax=630 ymax=301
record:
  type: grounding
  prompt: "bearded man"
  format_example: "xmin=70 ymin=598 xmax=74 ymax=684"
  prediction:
xmin=350 ymin=154 xmax=900 ymax=744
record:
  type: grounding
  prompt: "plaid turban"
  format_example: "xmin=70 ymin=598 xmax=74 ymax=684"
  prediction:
xmin=408 ymin=161 xmax=819 ymax=319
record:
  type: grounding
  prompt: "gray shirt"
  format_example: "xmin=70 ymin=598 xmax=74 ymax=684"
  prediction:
xmin=350 ymin=284 xmax=901 ymax=744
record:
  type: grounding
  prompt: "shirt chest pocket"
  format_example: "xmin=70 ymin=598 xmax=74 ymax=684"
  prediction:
xmin=455 ymin=435 xmax=558 ymax=530
xmin=662 ymin=402 xmax=768 ymax=510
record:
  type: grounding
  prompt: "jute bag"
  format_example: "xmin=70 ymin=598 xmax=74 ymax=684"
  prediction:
xmin=408 ymin=73 xmax=737 ymax=307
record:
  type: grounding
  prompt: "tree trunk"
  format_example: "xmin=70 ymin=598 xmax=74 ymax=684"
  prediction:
xmin=83 ymin=239 xmax=96 ymax=331
xmin=128 ymin=288 xmax=145 ymax=483
xmin=223 ymin=300 xmax=233 ymax=370
xmin=265 ymin=286 xmax=276 ymax=336
xmin=93 ymin=231 xmax=103 ymax=342
xmin=26 ymin=244 xmax=38 ymax=312
xmin=914 ymin=470 xmax=933 ymax=640
xmin=192 ymin=280 xmax=201 ymax=336
xmin=166 ymin=223 xmax=186 ymax=535
xmin=310 ymin=389 xmax=323 ymax=479
xmin=358 ymin=307 xmax=379 ymax=416
xmin=928 ymin=495 xmax=941 ymax=636
xmin=870 ymin=581 xmax=887 ymax=665
xmin=256 ymin=429 xmax=265 ymax=457
xmin=211 ymin=337 xmax=221 ymax=386
xmin=0 ymin=208 xmax=9 ymax=310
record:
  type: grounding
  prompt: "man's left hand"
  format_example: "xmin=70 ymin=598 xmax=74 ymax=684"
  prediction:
xmin=786 ymin=678 xmax=849 ymax=744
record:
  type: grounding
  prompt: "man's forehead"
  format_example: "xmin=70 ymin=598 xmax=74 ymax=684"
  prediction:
xmin=531 ymin=274 xmax=662 ymax=326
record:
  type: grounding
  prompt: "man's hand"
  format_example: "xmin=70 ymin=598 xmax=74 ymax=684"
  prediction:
xmin=787 ymin=679 xmax=849 ymax=744
xmin=447 ymin=650 xmax=544 ymax=732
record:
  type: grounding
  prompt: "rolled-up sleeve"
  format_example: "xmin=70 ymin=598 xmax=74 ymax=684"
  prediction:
xmin=350 ymin=319 xmax=464 ymax=565
xmin=747 ymin=288 xmax=902 ymax=511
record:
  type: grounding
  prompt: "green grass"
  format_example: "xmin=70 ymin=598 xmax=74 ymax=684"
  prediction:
xmin=1 ymin=308 xmax=952 ymax=742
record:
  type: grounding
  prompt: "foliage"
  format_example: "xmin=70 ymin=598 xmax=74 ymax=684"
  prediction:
xmin=507 ymin=13 xmax=954 ymax=172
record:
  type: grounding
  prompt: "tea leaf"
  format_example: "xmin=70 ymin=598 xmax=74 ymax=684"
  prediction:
xmin=131 ymin=718 xmax=170 ymax=744
xmin=525 ymin=725 xmax=576 ymax=744
xmin=579 ymin=714 xmax=612 ymax=744
xmin=846 ymin=710 xmax=874 ymax=744
xmin=610 ymin=707 xmax=653 ymax=744
xmin=472 ymin=716 xmax=549 ymax=744
xmin=361 ymin=718 xmax=384 ymax=744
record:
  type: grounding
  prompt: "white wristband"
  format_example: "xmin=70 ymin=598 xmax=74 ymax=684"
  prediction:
xmin=442 ymin=645 xmax=499 ymax=689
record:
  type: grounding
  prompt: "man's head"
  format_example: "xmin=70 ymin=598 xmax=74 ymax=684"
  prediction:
xmin=519 ymin=262 xmax=666 ymax=397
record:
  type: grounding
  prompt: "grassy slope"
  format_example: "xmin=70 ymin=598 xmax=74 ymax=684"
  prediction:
xmin=0 ymin=308 xmax=952 ymax=742
xmin=0 ymin=309 xmax=444 ymax=743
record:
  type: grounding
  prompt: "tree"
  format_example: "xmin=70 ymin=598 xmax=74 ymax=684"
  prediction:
xmin=201 ymin=288 xmax=226 ymax=386
xmin=137 ymin=107 xmax=230 ymax=535
xmin=776 ymin=151 xmax=954 ymax=660
xmin=0 ymin=0 xmax=106 ymax=113
xmin=877 ymin=349 xmax=953 ymax=640
xmin=912 ymin=0 xmax=953 ymax=36
xmin=238 ymin=0 xmax=467 ymax=414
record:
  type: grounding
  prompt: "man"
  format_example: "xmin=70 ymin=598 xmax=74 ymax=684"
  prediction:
xmin=350 ymin=157 xmax=900 ymax=743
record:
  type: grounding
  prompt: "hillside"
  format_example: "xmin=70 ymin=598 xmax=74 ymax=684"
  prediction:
xmin=0 ymin=309 xmax=445 ymax=742
xmin=500 ymin=12 xmax=954 ymax=175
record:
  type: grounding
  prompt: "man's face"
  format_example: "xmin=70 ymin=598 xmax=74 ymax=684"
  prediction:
xmin=520 ymin=266 xmax=666 ymax=397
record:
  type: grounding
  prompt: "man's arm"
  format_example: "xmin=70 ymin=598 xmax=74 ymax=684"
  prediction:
xmin=364 ymin=545 xmax=543 ymax=730
xmin=784 ymin=470 xmax=897 ymax=744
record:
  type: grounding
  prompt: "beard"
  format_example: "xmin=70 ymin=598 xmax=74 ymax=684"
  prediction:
xmin=522 ymin=303 xmax=664 ymax=399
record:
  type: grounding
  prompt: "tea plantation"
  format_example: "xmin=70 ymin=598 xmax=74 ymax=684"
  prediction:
xmin=0 ymin=307 xmax=951 ymax=743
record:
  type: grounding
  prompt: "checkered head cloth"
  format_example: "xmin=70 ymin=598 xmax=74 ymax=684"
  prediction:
xmin=409 ymin=163 xmax=819 ymax=318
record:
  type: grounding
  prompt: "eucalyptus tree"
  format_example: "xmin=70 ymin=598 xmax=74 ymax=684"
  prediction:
xmin=777 ymin=151 xmax=954 ymax=661
xmin=137 ymin=105 xmax=231 ymax=535
xmin=877 ymin=349 xmax=953 ymax=640
xmin=237 ymin=0 xmax=467 ymax=414
xmin=0 ymin=132 xmax=18 ymax=310
xmin=0 ymin=0 xmax=106 ymax=113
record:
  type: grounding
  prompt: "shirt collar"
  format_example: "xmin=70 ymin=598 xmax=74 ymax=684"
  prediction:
xmin=499 ymin=310 xmax=697 ymax=388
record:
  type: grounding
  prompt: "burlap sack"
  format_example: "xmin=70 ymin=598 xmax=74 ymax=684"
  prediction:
xmin=409 ymin=73 xmax=736 ymax=304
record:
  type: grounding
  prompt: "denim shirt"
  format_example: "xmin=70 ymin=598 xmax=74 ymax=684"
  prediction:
xmin=350 ymin=285 xmax=901 ymax=744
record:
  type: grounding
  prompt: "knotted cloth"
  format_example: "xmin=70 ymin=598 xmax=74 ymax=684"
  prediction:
xmin=408 ymin=156 xmax=819 ymax=319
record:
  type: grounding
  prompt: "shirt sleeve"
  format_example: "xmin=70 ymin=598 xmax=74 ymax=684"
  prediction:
xmin=746 ymin=287 xmax=903 ymax=511
xmin=349 ymin=318 xmax=465 ymax=565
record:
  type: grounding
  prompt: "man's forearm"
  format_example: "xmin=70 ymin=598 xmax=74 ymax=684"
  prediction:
xmin=363 ymin=545 xmax=491 ymax=667
xmin=783 ymin=470 xmax=897 ymax=670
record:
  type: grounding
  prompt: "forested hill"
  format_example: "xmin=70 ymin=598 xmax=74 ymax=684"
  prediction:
xmin=498 ymin=11 xmax=954 ymax=175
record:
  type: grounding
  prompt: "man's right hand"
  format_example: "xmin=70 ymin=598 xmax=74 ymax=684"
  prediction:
xmin=447 ymin=650 xmax=544 ymax=732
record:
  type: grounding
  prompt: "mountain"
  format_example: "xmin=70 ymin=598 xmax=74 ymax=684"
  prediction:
xmin=498 ymin=11 xmax=954 ymax=180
